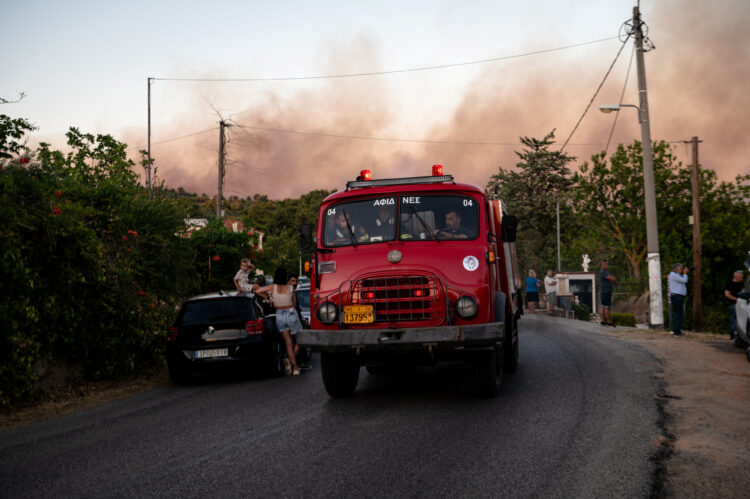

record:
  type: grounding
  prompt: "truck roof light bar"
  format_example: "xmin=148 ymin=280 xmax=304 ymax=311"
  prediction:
xmin=346 ymin=174 xmax=454 ymax=190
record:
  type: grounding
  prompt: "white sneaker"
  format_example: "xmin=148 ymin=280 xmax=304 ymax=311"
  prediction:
xmin=283 ymin=358 xmax=292 ymax=376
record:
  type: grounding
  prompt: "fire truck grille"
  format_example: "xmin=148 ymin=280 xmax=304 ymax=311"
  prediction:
xmin=350 ymin=276 xmax=442 ymax=323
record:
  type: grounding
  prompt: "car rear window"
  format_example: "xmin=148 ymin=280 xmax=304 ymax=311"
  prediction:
xmin=179 ymin=298 xmax=256 ymax=325
xmin=295 ymin=288 xmax=310 ymax=308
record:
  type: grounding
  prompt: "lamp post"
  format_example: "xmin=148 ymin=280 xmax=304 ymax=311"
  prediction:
xmin=599 ymin=103 xmax=664 ymax=327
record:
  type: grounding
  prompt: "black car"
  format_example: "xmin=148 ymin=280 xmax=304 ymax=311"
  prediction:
xmin=166 ymin=291 xmax=286 ymax=383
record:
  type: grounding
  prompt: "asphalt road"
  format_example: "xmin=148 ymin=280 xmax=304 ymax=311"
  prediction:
xmin=1 ymin=315 xmax=661 ymax=498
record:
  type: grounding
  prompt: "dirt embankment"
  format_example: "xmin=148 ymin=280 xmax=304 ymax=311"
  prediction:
xmin=603 ymin=328 xmax=750 ymax=497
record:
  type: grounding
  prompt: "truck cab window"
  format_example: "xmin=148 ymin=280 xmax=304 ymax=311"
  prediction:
xmin=399 ymin=195 xmax=478 ymax=241
xmin=323 ymin=198 xmax=396 ymax=247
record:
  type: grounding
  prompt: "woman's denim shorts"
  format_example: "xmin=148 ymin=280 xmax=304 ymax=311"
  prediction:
xmin=276 ymin=308 xmax=302 ymax=334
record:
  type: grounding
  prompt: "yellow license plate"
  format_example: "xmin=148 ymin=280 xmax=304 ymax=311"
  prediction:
xmin=344 ymin=305 xmax=374 ymax=324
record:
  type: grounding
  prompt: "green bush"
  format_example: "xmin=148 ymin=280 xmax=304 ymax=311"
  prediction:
xmin=612 ymin=312 xmax=636 ymax=327
xmin=572 ymin=302 xmax=591 ymax=321
xmin=0 ymin=124 xmax=197 ymax=407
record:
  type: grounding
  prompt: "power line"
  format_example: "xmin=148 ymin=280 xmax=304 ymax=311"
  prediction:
xmin=560 ymin=34 xmax=631 ymax=152
xmin=152 ymin=37 xmax=619 ymax=82
xmin=148 ymin=127 xmax=218 ymax=146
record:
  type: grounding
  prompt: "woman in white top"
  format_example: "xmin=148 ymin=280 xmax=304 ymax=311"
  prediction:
xmin=256 ymin=268 xmax=302 ymax=375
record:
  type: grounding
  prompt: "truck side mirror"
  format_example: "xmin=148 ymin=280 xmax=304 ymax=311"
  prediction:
xmin=501 ymin=215 xmax=517 ymax=243
xmin=299 ymin=223 xmax=313 ymax=251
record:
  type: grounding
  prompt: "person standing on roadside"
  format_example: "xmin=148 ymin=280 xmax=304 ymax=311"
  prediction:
xmin=668 ymin=263 xmax=689 ymax=336
xmin=525 ymin=270 xmax=540 ymax=314
xmin=724 ymin=270 xmax=745 ymax=342
xmin=544 ymin=269 xmax=558 ymax=315
xmin=599 ymin=260 xmax=616 ymax=327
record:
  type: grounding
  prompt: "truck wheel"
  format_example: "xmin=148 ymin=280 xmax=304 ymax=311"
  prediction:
xmin=504 ymin=315 xmax=519 ymax=373
xmin=476 ymin=342 xmax=503 ymax=397
xmin=167 ymin=353 xmax=193 ymax=385
xmin=494 ymin=292 xmax=518 ymax=373
xmin=321 ymin=352 xmax=360 ymax=397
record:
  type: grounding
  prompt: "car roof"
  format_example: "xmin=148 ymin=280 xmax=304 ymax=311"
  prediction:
xmin=185 ymin=290 xmax=252 ymax=302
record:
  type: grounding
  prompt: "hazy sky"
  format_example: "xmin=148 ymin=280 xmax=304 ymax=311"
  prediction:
xmin=2 ymin=0 xmax=749 ymax=199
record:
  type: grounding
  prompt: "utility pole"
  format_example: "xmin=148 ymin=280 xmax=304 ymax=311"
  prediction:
xmin=217 ymin=120 xmax=227 ymax=219
xmin=556 ymin=199 xmax=561 ymax=272
xmin=633 ymin=6 xmax=664 ymax=328
xmin=690 ymin=136 xmax=703 ymax=330
xmin=147 ymin=77 xmax=152 ymax=198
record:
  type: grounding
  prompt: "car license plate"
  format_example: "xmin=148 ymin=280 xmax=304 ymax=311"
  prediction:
xmin=195 ymin=348 xmax=228 ymax=359
xmin=344 ymin=305 xmax=373 ymax=324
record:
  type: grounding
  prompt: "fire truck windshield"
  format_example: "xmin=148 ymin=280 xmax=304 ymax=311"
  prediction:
xmin=323 ymin=194 xmax=478 ymax=247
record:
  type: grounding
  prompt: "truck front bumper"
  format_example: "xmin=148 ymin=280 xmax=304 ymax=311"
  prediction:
xmin=297 ymin=323 xmax=504 ymax=354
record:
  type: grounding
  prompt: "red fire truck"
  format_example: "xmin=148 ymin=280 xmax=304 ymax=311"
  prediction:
xmin=297 ymin=165 xmax=522 ymax=397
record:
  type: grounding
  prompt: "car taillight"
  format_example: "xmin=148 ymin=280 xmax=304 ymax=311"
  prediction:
xmin=167 ymin=326 xmax=179 ymax=342
xmin=245 ymin=319 xmax=264 ymax=335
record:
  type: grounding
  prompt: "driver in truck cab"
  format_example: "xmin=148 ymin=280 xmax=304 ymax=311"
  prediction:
xmin=435 ymin=209 xmax=470 ymax=239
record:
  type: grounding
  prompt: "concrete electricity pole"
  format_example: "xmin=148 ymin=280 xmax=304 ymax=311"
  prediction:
xmin=216 ymin=121 xmax=229 ymax=219
xmin=633 ymin=6 xmax=664 ymax=328
xmin=690 ymin=136 xmax=703 ymax=330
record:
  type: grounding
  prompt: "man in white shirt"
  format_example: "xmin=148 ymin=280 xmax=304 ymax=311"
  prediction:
xmin=544 ymin=269 xmax=558 ymax=314
xmin=667 ymin=263 xmax=689 ymax=336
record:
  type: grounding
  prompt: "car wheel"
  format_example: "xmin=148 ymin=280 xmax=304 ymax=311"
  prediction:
xmin=321 ymin=352 xmax=360 ymax=397
xmin=267 ymin=335 xmax=286 ymax=377
xmin=167 ymin=353 xmax=193 ymax=385
xmin=476 ymin=342 xmax=503 ymax=398
xmin=733 ymin=330 xmax=749 ymax=349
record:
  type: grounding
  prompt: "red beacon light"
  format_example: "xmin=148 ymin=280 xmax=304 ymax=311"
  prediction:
xmin=359 ymin=169 xmax=372 ymax=181
xmin=432 ymin=164 xmax=444 ymax=176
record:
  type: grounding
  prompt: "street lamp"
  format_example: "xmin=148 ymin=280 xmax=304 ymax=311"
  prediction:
xmin=599 ymin=102 xmax=664 ymax=327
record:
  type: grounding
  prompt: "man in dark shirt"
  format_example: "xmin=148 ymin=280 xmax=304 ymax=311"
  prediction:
xmin=599 ymin=260 xmax=616 ymax=327
xmin=724 ymin=270 xmax=745 ymax=341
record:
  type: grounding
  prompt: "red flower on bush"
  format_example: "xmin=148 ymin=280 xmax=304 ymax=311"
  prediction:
xmin=52 ymin=205 xmax=62 ymax=216
xmin=121 ymin=235 xmax=128 ymax=241
xmin=19 ymin=157 xmax=30 ymax=164
xmin=212 ymin=255 xmax=221 ymax=261
xmin=55 ymin=190 xmax=62 ymax=197
xmin=136 ymin=290 xmax=148 ymax=296
xmin=127 ymin=230 xmax=138 ymax=237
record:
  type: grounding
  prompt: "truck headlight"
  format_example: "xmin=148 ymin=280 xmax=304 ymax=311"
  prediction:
xmin=455 ymin=296 xmax=477 ymax=319
xmin=317 ymin=301 xmax=338 ymax=324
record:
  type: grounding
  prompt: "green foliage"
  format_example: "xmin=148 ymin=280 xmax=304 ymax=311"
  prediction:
xmin=486 ymin=130 xmax=576 ymax=273
xmin=0 ymin=125 xmax=193 ymax=407
xmin=611 ymin=313 xmax=636 ymax=327
xmin=572 ymin=302 xmax=591 ymax=322
xmin=0 ymin=114 xmax=35 ymax=159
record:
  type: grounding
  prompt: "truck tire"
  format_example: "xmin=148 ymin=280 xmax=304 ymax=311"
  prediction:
xmin=494 ymin=292 xmax=518 ymax=373
xmin=167 ymin=352 xmax=193 ymax=385
xmin=321 ymin=352 xmax=360 ymax=397
xmin=476 ymin=342 xmax=503 ymax=397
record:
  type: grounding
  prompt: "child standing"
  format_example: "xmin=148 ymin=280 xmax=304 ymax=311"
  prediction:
xmin=233 ymin=258 xmax=256 ymax=293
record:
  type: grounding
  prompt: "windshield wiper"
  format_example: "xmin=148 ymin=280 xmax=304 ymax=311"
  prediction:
xmin=405 ymin=204 xmax=437 ymax=242
xmin=341 ymin=209 xmax=358 ymax=247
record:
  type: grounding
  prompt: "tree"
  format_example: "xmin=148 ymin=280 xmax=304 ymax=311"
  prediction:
xmin=486 ymin=130 xmax=575 ymax=272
